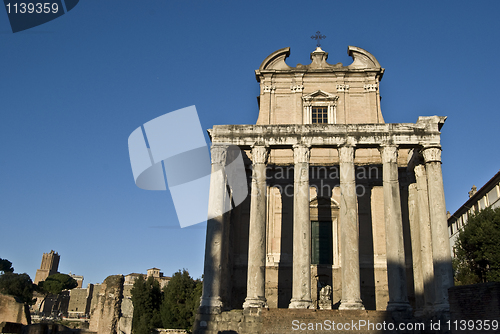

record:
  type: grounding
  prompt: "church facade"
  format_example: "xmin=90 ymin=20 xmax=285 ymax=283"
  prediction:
xmin=196 ymin=46 xmax=453 ymax=332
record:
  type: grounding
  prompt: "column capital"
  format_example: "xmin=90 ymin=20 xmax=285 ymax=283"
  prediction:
xmin=379 ymin=145 xmax=398 ymax=164
xmin=338 ymin=145 xmax=355 ymax=164
xmin=251 ymin=145 xmax=268 ymax=164
xmin=293 ymin=144 xmax=310 ymax=164
xmin=421 ymin=146 xmax=442 ymax=164
xmin=211 ymin=145 xmax=228 ymax=165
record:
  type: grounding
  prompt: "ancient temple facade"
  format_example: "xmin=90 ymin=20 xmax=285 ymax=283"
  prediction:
xmin=195 ymin=46 xmax=453 ymax=333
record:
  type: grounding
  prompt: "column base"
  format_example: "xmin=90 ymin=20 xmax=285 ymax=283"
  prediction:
xmin=386 ymin=301 xmax=412 ymax=313
xmin=432 ymin=302 xmax=450 ymax=313
xmin=243 ymin=298 xmax=268 ymax=309
xmin=199 ymin=297 xmax=223 ymax=314
xmin=338 ymin=300 xmax=365 ymax=310
xmin=289 ymin=299 xmax=314 ymax=309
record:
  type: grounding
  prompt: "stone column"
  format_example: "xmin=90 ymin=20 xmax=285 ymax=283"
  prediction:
xmin=338 ymin=145 xmax=364 ymax=310
xmin=380 ymin=145 xmax=411 ymax=312
xmin=422 ymin=146 xmax=453 ymax=312
xmin=408 ymin=183 xmax=424 ymax=315
xmin=414 ymin=164 xmax=436 ymax=313
xmin=289 ymin=144 xmax=313 ymax=309
xmin=199 ymin=144 xmax=229 ymax=314
xmin=243 ymin=145 xmax=268 ymax=309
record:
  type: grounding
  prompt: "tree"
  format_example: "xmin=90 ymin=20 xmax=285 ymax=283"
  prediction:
xmin=37 ymin=273 xmax=78 ymax=312
xmin=454 ymin=206 xmax=500 ymax=285
xmin=131 ymin=275 xmax=162 ymax=334
xmin=0 ymin=258 xmax=14 ymax=274
xmin=160 ymin=269 xmax=202 ymax=331
xmin=0 ymin=272 xmax=35 ymax=304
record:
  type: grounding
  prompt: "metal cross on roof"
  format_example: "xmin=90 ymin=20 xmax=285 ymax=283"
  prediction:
xmin=311 ymin=31 xmax=326 ymax=47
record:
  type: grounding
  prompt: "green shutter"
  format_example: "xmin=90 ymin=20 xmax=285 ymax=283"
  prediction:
xmin=311 ymin=221 xmax=333 ymax=265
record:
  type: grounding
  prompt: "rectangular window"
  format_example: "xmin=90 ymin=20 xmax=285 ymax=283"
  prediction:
xmin=312 ymin=106 xmax=328 ymax=124
xmin=311 ymin=221 xmax=333 ymax=265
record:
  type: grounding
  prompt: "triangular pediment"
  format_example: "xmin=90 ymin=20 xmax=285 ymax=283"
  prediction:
xmin=302 ymin=90 xmax=338 ymax=102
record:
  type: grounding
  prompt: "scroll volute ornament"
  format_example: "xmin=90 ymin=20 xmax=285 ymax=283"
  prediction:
xmin=421 ymin=147 xmax=442 ymax=163
xmin=293 ymin=144 xmax=310 ymax=164
xmin=338 ymin=145 xmax=355 ymax=164
xmin=379 ymin=145 xmax=398 ymax=164
xmin=211 ymin=145 xmax=227 ymax=165
xmin=252 ymin=146 xmax=268 ymax=164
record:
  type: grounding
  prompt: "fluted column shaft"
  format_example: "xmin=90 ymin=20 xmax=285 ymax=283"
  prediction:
xmin=380 ymin=145 xmax=411 ymax=312
xmin=414 ymin=164 xmax=436 ymax=313
xmin=289 ymin=144 xmax=313 ymax=309
xmin=422 ymin=146 xmax=453 ymax=312
xmin=243 ymin=145 xmax=268 ymax=308
xmin=338 ymin=145 xmax=364 ymax=310
xmin=200 ymin=145 xmax=229 ymax=314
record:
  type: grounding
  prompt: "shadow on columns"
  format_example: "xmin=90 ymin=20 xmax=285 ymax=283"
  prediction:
xmin=277 ymin=183 xmax=293 ymax=308
xmin=357 ymin=180 xmax=376 ymax=310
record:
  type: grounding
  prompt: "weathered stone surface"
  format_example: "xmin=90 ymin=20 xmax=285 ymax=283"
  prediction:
xmin=89 ymin=275 xmax=124 ymax=334
xmin=196 ymin=45 xmax=452 ymax=333
xmin=243 ymin=146 xmax=268 ymax=309
xmin=118 ymin=284 xmax=133 ymax=334
xmin=0 ymin=293 xmax=29 ymax=325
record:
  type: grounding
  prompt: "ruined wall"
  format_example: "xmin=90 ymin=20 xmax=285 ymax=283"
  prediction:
xmin=89 ymin=275 xmax=124 ymax=334
xmin=118 ymin=284 xmax=133 ymax=334
xmin=0 ymin=293 xmax=29 ymax=325
xmin=68 ymin=285 xmax=94 ymax=317
xmin=449 ymin=282 xmax=500 ymax=323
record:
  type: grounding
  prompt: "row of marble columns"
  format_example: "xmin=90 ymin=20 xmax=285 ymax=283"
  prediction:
xmin=200 ymin=143 xmax=453 ymax=313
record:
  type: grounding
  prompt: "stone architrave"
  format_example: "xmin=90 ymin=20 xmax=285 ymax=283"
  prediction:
xmin=289 ymin=144 xmax=313 ymax=309
xmin=338 ymin=145 xmax=364 ymax=310
xmin=199 ymin=145 xmax=229 ymax=314
xmin=414 ymin=164 xmax=436 ymax=313
xmin=243 ymin=145 xmax=269 ymax=309
xmin=380 ymin=145 xmax=411 ymax=312
xmin=422 ymin=146 xmax=454 ymax=312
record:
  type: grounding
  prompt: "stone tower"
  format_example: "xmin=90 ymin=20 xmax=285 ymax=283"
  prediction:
xmin=34 ymin=250 xmax=60 ymax=284
xmin=194 ymin=46 xmax=453 ymax=334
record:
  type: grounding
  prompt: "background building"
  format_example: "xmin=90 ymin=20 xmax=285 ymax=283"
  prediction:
xmin=448 ymin=170 xmax=500 ymax=255
xmin=33 ymin=250 xmax=59 ymax=285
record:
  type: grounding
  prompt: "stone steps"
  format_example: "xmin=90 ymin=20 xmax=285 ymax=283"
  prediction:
xmin=194 ymin=309 xmax=432 ymax=334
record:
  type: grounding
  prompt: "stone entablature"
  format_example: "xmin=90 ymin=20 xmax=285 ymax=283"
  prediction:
xmin=208 ymin=116 xmax=445 ymax=149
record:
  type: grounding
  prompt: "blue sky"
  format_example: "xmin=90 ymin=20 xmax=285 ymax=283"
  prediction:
xmin=1 ymin=1 xmax=499 ymax=287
